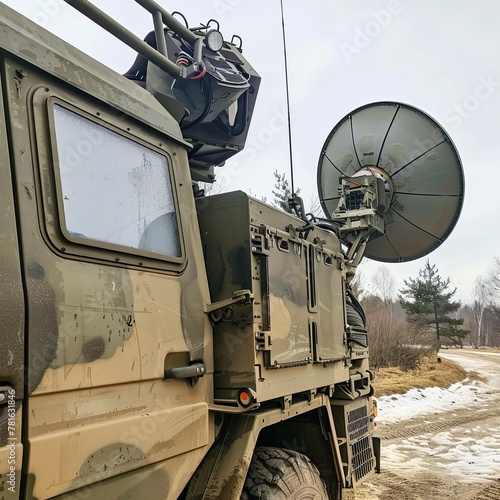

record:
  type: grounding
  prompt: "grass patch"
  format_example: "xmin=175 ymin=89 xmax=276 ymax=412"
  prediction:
xmin=372 ymin=356 xmax=484 ymax=397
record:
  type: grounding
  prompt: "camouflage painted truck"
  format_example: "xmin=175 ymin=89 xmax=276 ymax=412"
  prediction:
xmin=0 ymin=1 xmax=464 ymax=499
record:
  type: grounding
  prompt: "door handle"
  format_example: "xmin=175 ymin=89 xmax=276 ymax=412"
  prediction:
xmin=164 ymin=363 xmax=206 ymax=379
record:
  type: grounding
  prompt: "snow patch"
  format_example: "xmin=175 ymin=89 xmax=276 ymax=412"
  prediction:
xmin=375 ymin=351 xmax=500 ymax=483
xmin=375 ymin=351 xmax=500 ymax=425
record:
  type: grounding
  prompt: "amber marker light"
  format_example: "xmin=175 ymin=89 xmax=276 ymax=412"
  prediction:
xmin=237 ymin=388 xmax=255 ymax=408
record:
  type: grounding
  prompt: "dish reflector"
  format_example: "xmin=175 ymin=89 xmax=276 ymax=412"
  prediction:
xmin=317 ymin=101 xmax=464 ymax=262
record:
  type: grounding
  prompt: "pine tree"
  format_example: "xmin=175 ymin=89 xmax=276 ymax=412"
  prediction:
xmin=272 ymin=170 xmax=299 ymax=212
xmin=398 ymin=260 xmax=469 ymax=348
xmin=272 ymin=170 xmax=322 ymax=217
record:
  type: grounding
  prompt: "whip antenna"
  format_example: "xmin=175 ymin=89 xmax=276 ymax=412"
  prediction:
xmin=280 ymin=0 xmax=295 ymax=197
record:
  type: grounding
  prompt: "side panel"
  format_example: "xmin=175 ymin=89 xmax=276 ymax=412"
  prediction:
xmin=4 ymin=56 xmax=214 ymax=499
xmin=197 ymin=192 xmax=350 ymax=405
xmin=0 ymin=60 xmax=24 ymax=500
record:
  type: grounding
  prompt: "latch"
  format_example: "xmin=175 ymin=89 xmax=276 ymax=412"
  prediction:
xmin=0 ymin=385 xmax=15 ymax=405
xmin=282 ymin=394 xmax=292 ymax=412
xmin=251 ymin=225 xmax=271 ymax=255
xmin=204 ymin=289 xmax=254 ymax=323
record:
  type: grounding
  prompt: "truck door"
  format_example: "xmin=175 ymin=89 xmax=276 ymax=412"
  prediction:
xmin=0 ymin=72 xmax=25 ymax=500
xmin=1 ymin=44 xmax=214 ymax=498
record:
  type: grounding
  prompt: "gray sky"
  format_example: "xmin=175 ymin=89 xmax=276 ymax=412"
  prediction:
xmin=5 ymin=0 xmax=500 ymax=302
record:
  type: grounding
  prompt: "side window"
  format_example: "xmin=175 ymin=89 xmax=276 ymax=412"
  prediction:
xmin=52 ymin=104 xmax=181 ymax=258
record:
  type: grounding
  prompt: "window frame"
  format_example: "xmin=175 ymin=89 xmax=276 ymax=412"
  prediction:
xmin=35 ymin=90 xmax=186 ymax=271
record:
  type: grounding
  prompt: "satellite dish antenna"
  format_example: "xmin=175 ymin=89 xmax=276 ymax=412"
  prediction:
xmin=317 ymin=101 xmax=464 ymax=263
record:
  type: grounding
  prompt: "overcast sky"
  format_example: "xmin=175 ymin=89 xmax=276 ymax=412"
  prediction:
xmin=4 ymin=0 xmax=500 ymax=303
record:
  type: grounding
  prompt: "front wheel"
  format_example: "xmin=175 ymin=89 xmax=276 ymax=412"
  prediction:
xmin=241 ymin=446 xmax=329 ymax=499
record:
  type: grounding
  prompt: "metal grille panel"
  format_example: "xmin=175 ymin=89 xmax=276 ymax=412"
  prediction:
xmin=352 ymin=436 xmax=374 ymax=481
xmin=344 ymin=402 xmax=375 ymax=485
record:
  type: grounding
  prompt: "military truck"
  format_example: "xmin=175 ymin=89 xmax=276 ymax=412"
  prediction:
xmin=0 ymin=1 xmax=464 ymax=499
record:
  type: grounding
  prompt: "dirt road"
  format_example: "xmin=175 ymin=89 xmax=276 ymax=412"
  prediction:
xmin=344 ymin=350 xmax=500 ymax=500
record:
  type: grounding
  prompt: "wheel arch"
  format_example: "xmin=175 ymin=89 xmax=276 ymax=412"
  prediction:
xmin=181 ymin=395 xmax=343 ymax=499
xmin=256 ymin=407 xmax=341 ymax=497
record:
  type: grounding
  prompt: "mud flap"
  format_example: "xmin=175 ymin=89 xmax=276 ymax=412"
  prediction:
xmin=373 ymin=436 xmax=381 ymax=473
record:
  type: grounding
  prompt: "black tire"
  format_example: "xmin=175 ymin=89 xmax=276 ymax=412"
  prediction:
xmin=241 ymin=446 xmax=329 ymax=499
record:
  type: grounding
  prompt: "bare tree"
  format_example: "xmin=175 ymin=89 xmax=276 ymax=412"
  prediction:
xmin=350 ymin=267 xmax=366 ymax=299
xmin=362 ymin=294 xmax=433 ymax=370
xmin=488 ymin=256 xmax=500 ymax=302
xmin=306 ymin=195 xmax=323 ymax=218
xmin=472 ymin=276 xmax=490 ymax=347
xmin=372 ymin=266 xmax=396 ymax=304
